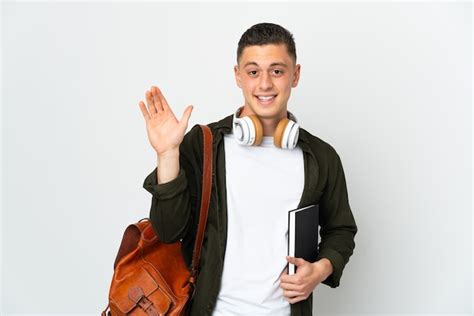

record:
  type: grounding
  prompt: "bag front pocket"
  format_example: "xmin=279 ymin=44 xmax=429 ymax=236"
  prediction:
xmin=110 ymin=265 xmax=173 ymax=314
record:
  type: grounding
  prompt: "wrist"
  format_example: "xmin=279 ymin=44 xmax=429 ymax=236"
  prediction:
xmin=157 ymin=148 xmax=179 ymax=160
xmin=314 ymin=258 xmax=333 ymax=278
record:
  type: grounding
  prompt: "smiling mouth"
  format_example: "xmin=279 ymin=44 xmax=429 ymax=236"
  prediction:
xmin=255 ymin=95 xmax=277 ymax=104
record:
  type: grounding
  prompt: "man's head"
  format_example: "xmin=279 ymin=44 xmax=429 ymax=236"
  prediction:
xmin=234 ymin=23 xmax=301 ymax=124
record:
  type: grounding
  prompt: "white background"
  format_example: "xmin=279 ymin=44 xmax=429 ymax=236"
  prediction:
xmin=1 ymin=1 xmax=472 ymax=315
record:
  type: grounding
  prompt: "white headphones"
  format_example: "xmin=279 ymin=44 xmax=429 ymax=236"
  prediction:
xmin=232 ymin=106 xmax=300 ymax=149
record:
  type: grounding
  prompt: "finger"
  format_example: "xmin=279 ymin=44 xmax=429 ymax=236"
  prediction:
xmin=151 ymin=86 xmax=164 ymax=113
xmin=280 ymin=270 xmax=294 ymax=283
xmin=283 ymin=289 xmax=304 ymax=298
xmin=138 ymin=101 xmax=150 ymax=121
xmin=279 ymin=281 xmax=301 ymax=291
xmin=145 ymin=90 xmax=157 ymax=115
xmin=288 ymin=295 xmax=305 ymax=304
xmin=180 ymin=105 xmax=193 ymax=128
xmin=155 ymin=86 xmax=171 ymax=112
xmin=280 ymin=272 xmax=303 ymax=285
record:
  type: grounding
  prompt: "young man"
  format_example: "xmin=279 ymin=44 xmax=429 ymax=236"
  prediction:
xmin=139 ymin=23 xmax=358 ymax=316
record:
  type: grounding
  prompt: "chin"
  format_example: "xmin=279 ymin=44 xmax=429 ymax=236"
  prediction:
xmin=253 ymin=108 xmax=284 ymax=120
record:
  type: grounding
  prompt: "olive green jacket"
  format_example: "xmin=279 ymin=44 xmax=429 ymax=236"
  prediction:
xmin=143 ymin=113 xmax=358 ymax=315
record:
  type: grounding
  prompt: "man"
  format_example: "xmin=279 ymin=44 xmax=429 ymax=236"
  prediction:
xmin=139 ymin=22 xmax=357 ymax=316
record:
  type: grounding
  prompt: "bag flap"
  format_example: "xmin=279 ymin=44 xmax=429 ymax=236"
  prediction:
xmin=110 ymin=266 xmax=172 ymax=314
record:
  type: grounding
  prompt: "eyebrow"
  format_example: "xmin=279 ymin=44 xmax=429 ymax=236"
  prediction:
xmin=243 ymin=61 xmax=289 ymax=68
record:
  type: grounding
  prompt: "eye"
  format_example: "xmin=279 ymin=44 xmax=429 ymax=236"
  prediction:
xmin=273 ymin=69 xmax=284 ymax=75
xmin=248 ymin=70 xmax=258 ymax=76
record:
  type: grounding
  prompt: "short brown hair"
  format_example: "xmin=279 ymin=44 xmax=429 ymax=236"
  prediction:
xmin=237 ymin=23 xmax=297 ymax=64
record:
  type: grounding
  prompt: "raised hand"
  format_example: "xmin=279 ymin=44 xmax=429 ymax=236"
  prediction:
xmin=139 ymin=86 xmax=193 ymax=157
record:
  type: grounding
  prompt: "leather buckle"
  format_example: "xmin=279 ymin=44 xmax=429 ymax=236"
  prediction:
xmin=137 ymin=295 xmax=153 ymax=311
xmin=129 ymin=286 xmax=154 ymax=312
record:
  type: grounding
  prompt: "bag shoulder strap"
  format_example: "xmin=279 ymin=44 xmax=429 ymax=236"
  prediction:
xmin=190 ymin=124 xmax=213 ymax=283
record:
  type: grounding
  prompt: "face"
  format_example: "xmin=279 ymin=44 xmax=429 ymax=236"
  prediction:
xmin=234 ymin=43 xmax=301 ymax=121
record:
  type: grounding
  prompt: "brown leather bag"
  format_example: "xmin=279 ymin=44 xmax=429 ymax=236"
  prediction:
xmin=102 ymin=124 xmax=213 ymax=315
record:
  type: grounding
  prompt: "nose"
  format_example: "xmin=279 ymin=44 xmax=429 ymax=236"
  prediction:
xmin=258 ymin=72 xmax=273 ymax=90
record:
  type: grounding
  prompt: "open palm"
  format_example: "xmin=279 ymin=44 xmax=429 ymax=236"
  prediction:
xmin=139 ymin=86 xmax=193 ymax=156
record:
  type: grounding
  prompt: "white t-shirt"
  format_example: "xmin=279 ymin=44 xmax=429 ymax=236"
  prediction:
xmin=212 ymin=133 xmax=305 ymax=316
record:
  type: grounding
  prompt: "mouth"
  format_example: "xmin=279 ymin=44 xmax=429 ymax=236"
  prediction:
xmin=254 ymin=94 xmax=277 ymax=105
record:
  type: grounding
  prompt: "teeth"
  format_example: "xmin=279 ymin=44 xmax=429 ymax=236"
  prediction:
xmin=257 ymin=95 xmax=275 ymax=101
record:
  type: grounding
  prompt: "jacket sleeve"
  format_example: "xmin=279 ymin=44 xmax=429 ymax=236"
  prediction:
xmin=142 ymin=125 xmax=201 ymax=244
xmin=316 ymin=149 xmax=358 ymax=288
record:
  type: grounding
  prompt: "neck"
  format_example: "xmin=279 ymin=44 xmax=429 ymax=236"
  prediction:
xmin=259 ymin=116 xmax=285 ymax=136
xmin=239 ymin=106 xmax=287 ymax=137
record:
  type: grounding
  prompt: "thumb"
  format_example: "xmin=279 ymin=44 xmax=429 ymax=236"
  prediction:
xmin=180 ymin=105 xmax=193 ymax=128
xmin=286 ymin=256 xmax=304 ymax=266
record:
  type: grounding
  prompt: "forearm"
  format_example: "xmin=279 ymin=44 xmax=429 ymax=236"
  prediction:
xmin=144 ymin=125 xmax=200 ymax=244
xmin=157 ymin=149 xmax=180 ymax=184
xmin=144 ymin=165 xmax=192 ymax=244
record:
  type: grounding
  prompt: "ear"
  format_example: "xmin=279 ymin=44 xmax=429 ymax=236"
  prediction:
xmin=291 ymin=64 xmax=301 ymax=88
xmin=234 ymin=65 xmax=242 ymax=88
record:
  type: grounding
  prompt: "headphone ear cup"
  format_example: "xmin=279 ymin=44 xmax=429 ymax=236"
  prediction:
xmin=248 ymin=115 xmax=264 ymax=146
xmin=284 ymin=120 xmax=299 ymax=149
xmin=274 ymin=118 xmax=289 ymax=148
